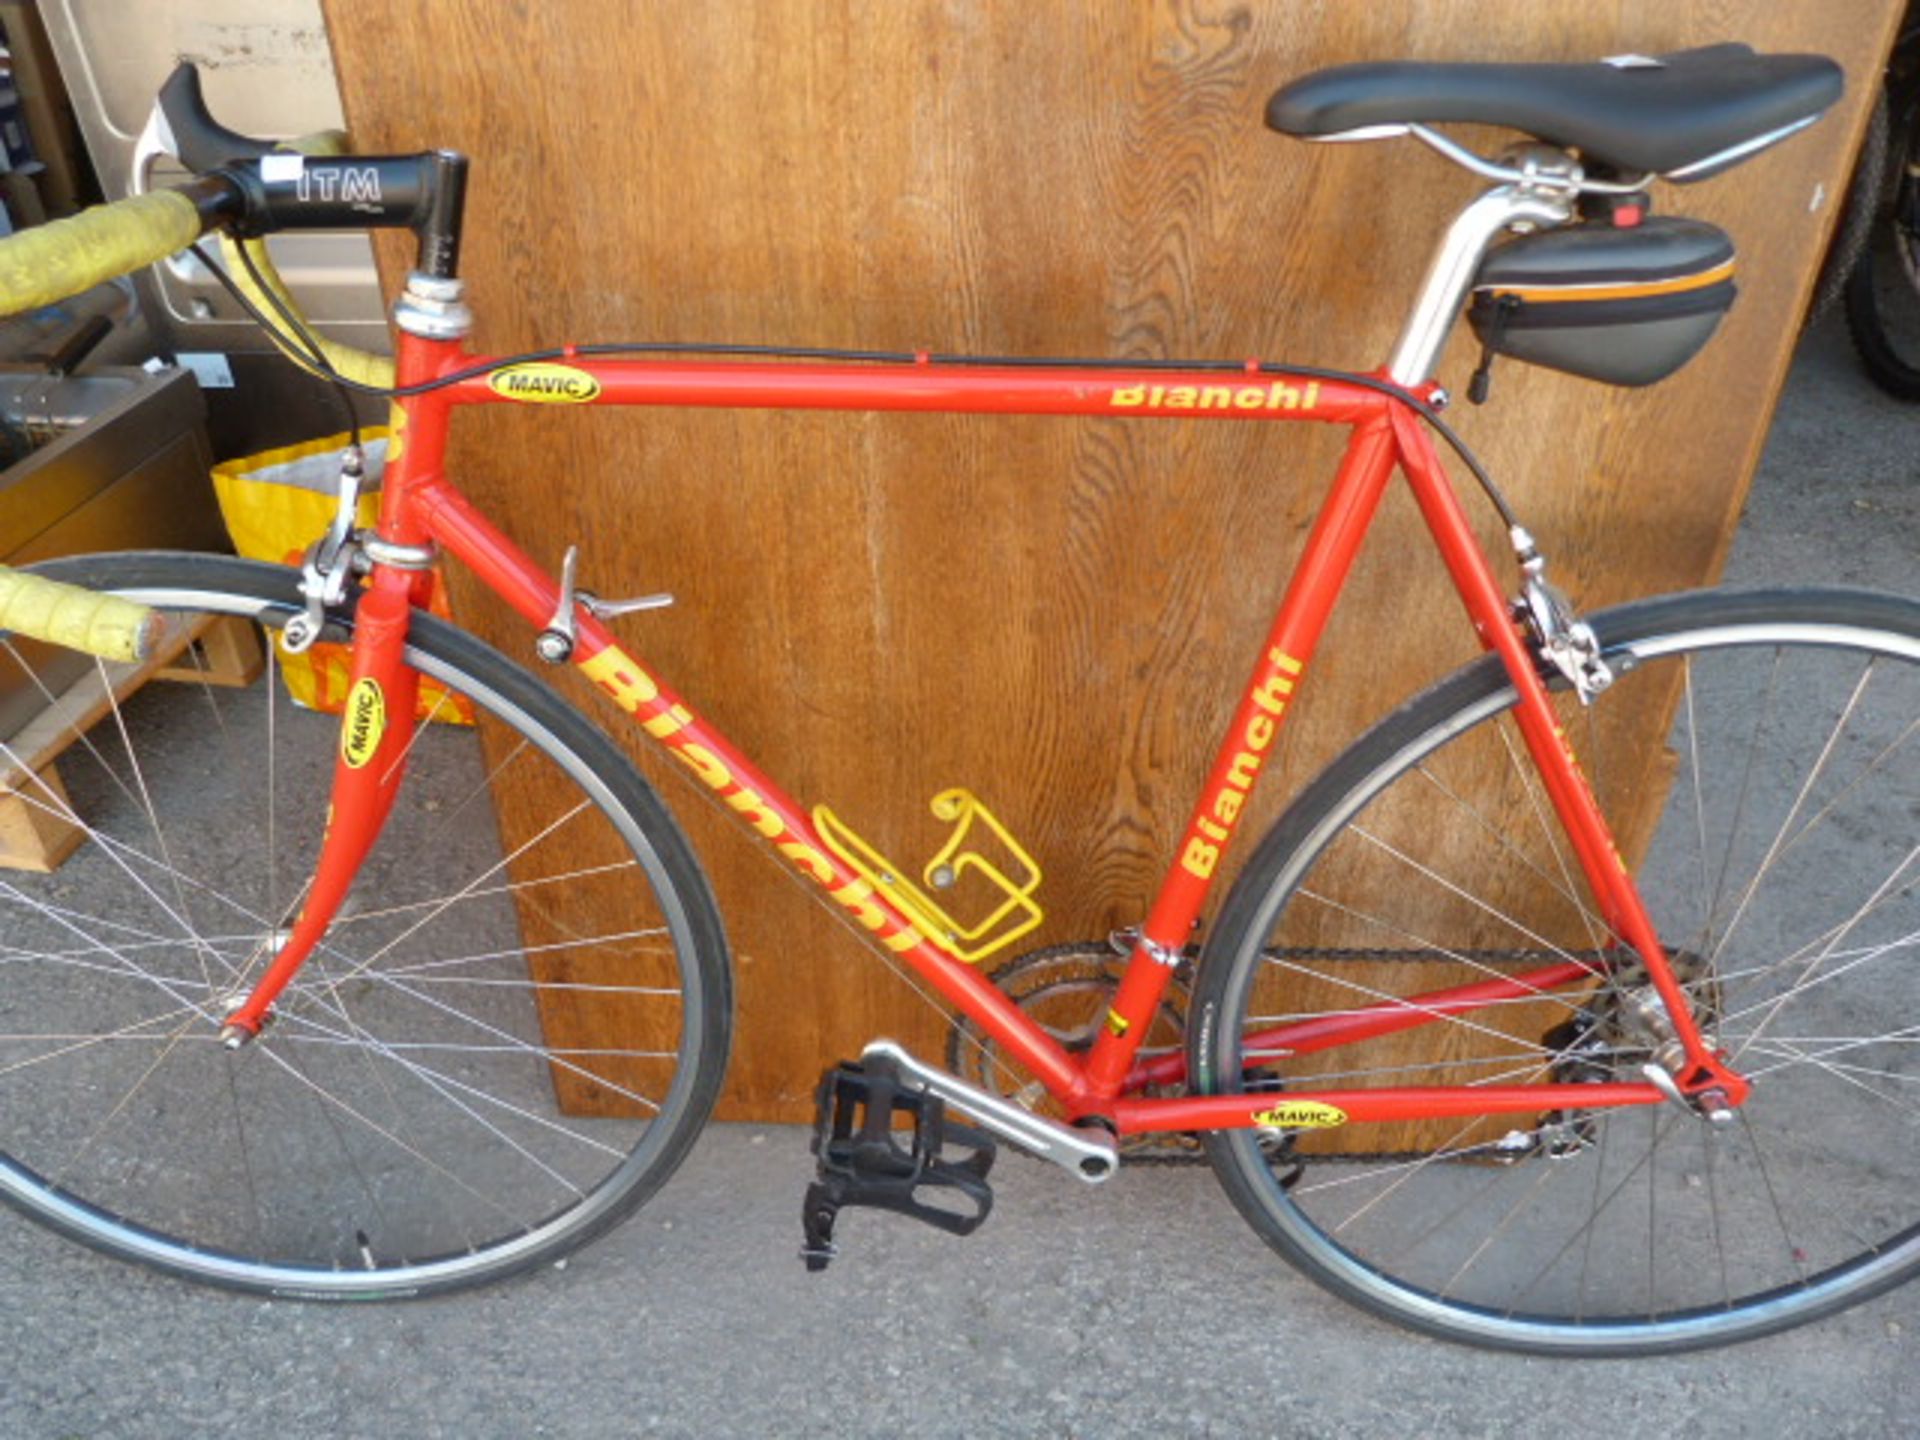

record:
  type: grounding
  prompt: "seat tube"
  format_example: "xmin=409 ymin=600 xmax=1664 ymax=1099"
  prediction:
xmin=1080 ymin=413 xmax=1401 ymax=1103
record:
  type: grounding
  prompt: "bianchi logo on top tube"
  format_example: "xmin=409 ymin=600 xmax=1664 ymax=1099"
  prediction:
xmin=1109 ymin=379 xmax=1321 ymax=411
xmin=488 ymin=363 xmax=603 ymax=404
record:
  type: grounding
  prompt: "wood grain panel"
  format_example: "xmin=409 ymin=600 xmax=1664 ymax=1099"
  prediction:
xmin=322 ymin=1 xmax=1896 ymax=1120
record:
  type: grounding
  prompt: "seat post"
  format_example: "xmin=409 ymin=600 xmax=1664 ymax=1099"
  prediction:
xmin=1386 ymin=182 xmax=1575 ymax=386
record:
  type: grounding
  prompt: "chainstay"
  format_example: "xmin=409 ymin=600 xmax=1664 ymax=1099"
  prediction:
xmin=1003 ymin=943 xmax=1616 ymax=1167
xmin=1257 ymin=944 xmax=1615 ymax=968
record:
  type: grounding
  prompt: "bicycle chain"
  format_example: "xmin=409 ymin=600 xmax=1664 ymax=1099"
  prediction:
xmin=958 ymin=940 xmax=1616 ymax=1168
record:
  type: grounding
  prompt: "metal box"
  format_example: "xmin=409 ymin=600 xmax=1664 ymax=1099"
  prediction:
xmin=0 ymin=364 xmax=226 ymax=738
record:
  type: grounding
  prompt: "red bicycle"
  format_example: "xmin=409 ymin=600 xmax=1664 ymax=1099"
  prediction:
xmin=0 ymin=46 xmax=1908 ymax=1355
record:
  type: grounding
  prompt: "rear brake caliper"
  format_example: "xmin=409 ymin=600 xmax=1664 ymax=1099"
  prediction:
xmin=1511 ymin=525 xmax=1612 ymax=704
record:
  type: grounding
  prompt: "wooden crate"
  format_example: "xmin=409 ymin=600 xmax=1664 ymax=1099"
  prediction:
xmin=0 ymin=614 xmax=264 ymax=871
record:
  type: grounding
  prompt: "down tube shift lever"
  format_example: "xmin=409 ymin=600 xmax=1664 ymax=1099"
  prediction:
xmin=535 ymin=544 xmax=673 ymax=664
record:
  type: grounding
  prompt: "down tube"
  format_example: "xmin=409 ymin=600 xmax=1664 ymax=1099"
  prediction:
xmin=413 ymin=479 xmax=1096 ymax=1109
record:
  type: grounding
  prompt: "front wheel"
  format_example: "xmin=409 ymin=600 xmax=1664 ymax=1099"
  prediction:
xmin=0 ymin=552 xmax=731 ymax=1297
xmin=1192 ymin=588 xmax=1920 ymax=1354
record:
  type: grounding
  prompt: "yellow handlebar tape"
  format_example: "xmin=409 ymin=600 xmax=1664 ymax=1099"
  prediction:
xmin=0 ymin=189 xmax=202 ymax=317
xmin=0 ymin=566 xmax=160 ymax=664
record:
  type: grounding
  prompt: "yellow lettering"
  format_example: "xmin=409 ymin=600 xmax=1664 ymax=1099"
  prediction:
xmin=1214 ymin=786 xmax=1243 ymax=825
xmin=1251 ymin=667 xmax=1295 ymax=714
xmin=831 ymin=877 xmax=888 ymax=931
xmin=1110 ymin=382 xmax=1317 ymax=415
xmin=642 ymin=704 xmax=693 ymax=739
xmin=581 ymin=647 xmax=662 ymax=713
xmin=341 ymin=679 xmax=386 ymax=769
xmin=619 ymin=668 xmax=661 ymax=707
xmin=675 ymin=743 xmax=729 ymax=789
xmin=881 ymin=927 xmax=924 ymax=954
xmin=488 ymin=364 xmax=603 ymax=405
xmin=1227 ymin=749 xmax=1259 ymax=792
xmin=724 ymin=786 xmax=784 ymax=838
xmin=1253 ymin=1101 xmax=1346 ymax=1129
xmin=777 ymin=837 xmax=836 ymax=885
xmin=1180 ymin=652 xmax=1310 ymax=875
xmin=1182 ymin=837 xmax=1219 ymax=878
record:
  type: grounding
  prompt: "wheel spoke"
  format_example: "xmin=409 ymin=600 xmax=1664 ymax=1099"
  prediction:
xmin=1203 ymin=604 xmax=1920 ymax=1349
xmin=0 ymin=565 xmax=721 ymax=1295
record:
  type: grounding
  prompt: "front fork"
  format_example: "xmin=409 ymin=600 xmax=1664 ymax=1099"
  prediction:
xmin=219 ymin=564 xmax=426 ymax=1044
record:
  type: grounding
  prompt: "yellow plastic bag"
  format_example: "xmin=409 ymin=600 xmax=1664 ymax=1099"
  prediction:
xmin=210 ymin=430 xmax=472 ymax=724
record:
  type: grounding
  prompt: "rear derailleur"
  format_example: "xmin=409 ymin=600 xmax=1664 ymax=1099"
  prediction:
xmin=1532 ymin=947 xmax=1723 ymax=1159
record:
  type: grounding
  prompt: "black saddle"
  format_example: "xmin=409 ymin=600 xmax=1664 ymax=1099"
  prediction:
xmin=1267 ymin=43 xmax=1843 ymax=181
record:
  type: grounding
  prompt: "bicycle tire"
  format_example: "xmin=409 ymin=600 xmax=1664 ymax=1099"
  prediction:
xmin=1844 ymin=90 xmax=1920 ymax=399
xmin=0 ymin=551 xmax=731 ymax=1298
xmin=1809 ymin=86 xmax=1889 ymax=324
xmin=1191 ymin=587 xmax=1920 ymax=1354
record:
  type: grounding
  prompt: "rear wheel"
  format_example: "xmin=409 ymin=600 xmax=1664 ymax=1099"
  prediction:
xmin=0 ymin=552 xmax=730 ymax=1297
xmin=1844 ymin=92 xmax=1920 ymax=398
xmin=1193 ymin=589 xmax=1920 ymax=1353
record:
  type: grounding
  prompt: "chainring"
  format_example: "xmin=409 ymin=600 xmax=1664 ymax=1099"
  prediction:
xmin=945 ymin=939 xmax=1201 ymax=1162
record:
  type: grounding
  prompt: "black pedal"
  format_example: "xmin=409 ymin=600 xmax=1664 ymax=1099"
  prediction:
xmin=800 ymin=1054 xmax=996 ymax=1272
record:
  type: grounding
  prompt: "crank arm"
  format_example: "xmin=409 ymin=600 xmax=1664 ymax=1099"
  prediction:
xmin=860 ymin=1039 xmax=1118 ymax=1183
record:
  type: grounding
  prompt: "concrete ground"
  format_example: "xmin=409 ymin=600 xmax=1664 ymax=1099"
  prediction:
xmin=6 ymin=315 xmax=1920 ymax=1439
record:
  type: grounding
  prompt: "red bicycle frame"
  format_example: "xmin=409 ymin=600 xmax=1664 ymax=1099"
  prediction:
xmin=220 ymin=331 xmax=1751 ymax=1137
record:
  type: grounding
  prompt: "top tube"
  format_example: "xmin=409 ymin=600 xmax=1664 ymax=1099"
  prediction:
xmin=444 ymin=354 xmax=1409 ymax=423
